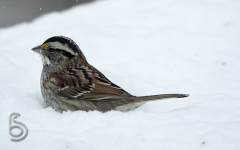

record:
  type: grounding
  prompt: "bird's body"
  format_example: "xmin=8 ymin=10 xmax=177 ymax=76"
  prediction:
xmin=32 ymin=36 xmax=188 ymax=112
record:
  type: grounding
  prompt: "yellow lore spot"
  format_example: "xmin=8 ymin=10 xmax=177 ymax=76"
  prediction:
xmin=41 ymin=43 xmax=49 ymax=49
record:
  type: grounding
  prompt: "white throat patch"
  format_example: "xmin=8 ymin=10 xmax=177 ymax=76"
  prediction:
xmin=40 ymin=55 xmax=51 ymax=65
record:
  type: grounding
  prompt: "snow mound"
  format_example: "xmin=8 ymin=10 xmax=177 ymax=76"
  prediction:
xmin=0 ymin=0 xmax=240 ymax=149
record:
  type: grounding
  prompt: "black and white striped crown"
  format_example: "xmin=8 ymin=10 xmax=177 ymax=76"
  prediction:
xmin=44 ymin=36 xmax=81 ymax=54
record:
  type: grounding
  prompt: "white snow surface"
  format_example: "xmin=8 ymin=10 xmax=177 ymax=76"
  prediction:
xmin=0 ymin=0 xmax=240 ymax=149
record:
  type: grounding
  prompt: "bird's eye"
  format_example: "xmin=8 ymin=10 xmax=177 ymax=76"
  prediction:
xmin=48 ymin=48 xmax=55 ymax=53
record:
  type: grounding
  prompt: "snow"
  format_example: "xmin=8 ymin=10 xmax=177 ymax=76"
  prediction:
xmin=0 ymin=0 xmax=240 ymax=149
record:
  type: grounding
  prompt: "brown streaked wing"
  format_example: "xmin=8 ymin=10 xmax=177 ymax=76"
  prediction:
xmin=89 ymin=64 xmax=132 ymax=96
xmin=52 ymin=64 xmax=132 ymax=100
xmin=52 ymin=67 xmax=94 ymax=99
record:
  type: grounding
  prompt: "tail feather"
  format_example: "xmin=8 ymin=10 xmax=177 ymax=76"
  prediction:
xmin=97 ymin=94 xmax=189 ymax=112
xmin=120 ymin=94 xmax=189 ymax=103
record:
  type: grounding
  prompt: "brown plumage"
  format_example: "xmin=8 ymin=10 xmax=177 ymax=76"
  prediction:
xmin=32 ymin=36 xmax=188 ymax=112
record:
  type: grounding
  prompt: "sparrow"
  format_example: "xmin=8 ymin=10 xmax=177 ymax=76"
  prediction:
xmin=32 ymin=36 xmax=188 ymax=112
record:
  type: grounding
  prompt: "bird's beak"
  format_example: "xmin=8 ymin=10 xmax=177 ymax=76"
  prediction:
xmin=31 ymin=45 xmax=42 ymax=54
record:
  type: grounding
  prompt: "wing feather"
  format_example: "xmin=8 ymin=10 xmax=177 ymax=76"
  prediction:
xmin=51 ymin=64 xmax=132 ymax=100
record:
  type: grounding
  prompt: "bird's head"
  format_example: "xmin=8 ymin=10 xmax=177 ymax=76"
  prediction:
xmin=32 ymin=36 xmax=87 ymax=66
